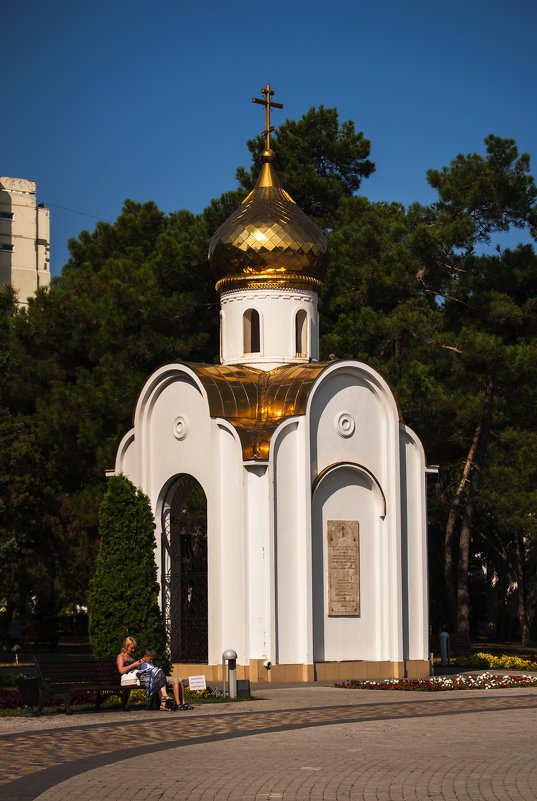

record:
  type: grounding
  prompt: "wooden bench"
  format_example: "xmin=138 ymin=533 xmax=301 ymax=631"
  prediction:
xmin=33 ymin=655 xmax=132 ymax=714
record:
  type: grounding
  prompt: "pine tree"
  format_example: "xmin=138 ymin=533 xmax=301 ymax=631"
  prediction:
xmin=88 ymin=475 xmax=167 ymax=665
xmin=428 ymin=136 xmax=537 ymax=637
xmin=236 ymin=106 xmax=375 ymax=226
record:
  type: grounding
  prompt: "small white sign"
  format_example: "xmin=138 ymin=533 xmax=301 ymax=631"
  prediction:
xmin=188 ymin=674 xmax=207 ymax=691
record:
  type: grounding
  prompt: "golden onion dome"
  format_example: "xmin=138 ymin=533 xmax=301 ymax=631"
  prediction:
xmin=209 ymin=149 xmax=328 ymax=293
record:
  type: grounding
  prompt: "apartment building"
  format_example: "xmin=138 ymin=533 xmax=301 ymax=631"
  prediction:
xmin=0 ymin=176 xmax=50 ymax=304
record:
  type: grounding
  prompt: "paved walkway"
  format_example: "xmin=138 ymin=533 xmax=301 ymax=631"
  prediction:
xmin=1 ymin=683 xmax=537 ymax=800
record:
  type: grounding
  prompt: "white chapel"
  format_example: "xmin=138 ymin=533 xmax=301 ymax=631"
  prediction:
xmin=113 ymin=87 xmax=431 ymax=682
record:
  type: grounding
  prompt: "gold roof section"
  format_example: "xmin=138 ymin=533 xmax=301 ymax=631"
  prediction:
xmin=209 ymin=85 xmax=328 ymax=293
xmin=188 ymin=362 xmax=331 ymax=460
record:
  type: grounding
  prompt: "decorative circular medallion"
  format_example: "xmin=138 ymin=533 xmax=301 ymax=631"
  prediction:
xmin=172 ymin=415 xmax=189 ymax=441
xmin=335 ymin=411 xmax=355 ymax=438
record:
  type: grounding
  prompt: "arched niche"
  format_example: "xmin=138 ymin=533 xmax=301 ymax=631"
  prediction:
xmin=312 ymin=464 xmax=385 ymax=663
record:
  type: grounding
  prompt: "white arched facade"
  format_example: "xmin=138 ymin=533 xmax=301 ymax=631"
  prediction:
xmin=113 ymin=356 xmax=430 ymax=683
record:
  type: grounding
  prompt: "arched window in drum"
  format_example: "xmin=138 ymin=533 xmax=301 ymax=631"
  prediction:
xmin=243 ymin=308 xmax=261 ymax=354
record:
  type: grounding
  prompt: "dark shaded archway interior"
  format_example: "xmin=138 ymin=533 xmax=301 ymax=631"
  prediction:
xmin=162 ymin=475 xmax=208 ymax=662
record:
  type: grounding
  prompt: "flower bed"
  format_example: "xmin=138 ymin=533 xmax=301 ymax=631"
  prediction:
xmin=0 ymin=687 xmax=98 ymax=709
xmin=454 ymin=651 xmax=537 ymax=671
xmin=185 ymin=686 xmax=213 ymax=701
xmin=0 ymin=688 xmax=23 ymax=709
xmin=335 ymin=672 xmax=537 ymax=692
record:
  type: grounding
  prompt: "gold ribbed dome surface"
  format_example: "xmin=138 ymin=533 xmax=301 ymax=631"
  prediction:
xmin=209 ymin=152 xmax=328 ymax=292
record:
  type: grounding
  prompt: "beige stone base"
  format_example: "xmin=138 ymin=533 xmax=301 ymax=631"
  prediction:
xmin=170 ymin=659 xmax=431 ymax=684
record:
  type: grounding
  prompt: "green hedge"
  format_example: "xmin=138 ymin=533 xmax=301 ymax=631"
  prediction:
xmin=88 ymin=475 xmax=167 ymax=669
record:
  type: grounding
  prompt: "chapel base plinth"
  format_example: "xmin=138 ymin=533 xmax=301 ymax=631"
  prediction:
xmin=171 ymin=659 xmax=431 ymax=686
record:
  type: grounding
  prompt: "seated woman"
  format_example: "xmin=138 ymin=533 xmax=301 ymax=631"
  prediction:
xmin=116 ymin=636 xmax=143 ymax=677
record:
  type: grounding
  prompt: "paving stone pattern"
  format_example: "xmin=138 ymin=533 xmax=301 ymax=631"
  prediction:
xmin=1 ymin=689 xmax=537 ymax=801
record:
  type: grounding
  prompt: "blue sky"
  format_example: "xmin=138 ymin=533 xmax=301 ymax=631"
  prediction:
xmin=4 ymin=0 xmax=536 ymax=276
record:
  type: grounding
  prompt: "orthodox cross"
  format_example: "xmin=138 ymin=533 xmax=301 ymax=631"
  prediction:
xmin=252 ymin=84 xmax=283 ymax=151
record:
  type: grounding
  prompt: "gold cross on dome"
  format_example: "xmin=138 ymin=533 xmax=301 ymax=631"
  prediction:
xmin=252 ymin=84 xmax=283 ymax=151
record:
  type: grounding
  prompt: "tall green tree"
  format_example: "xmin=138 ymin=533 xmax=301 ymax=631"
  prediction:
xmin=317 ymin=136 xmax=537 ymax=643
xmin=427 ymin=134 xmax=537 ymax=248
xmin=88 ymin=474 xmax=166 ymax=663
xmin=475 ymin=427 xmax=537 ymax=644
xmin=0 ymin=201 xmax=220 ymax=617
xmin=426 ymin=136 xmax=537 ymax=637
xmin=3 ymin=113 xmax=537 ymax=649
xmin=0 ymin=285 xmax=23 ymax=613
xmin=0 ymin=108 xmax=378 ymax=623
xmin=236 ymin=106 xmax=375 ymax=225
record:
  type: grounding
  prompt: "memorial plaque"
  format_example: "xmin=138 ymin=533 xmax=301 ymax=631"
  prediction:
xmin=327 ymin=520 xmax=359 ymax=616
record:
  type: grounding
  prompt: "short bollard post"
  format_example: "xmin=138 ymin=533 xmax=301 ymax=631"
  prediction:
xmin=440 ymin=631 xmax=450 ymax=666
xmin=222 ymin=649 xmax=238 ymax=698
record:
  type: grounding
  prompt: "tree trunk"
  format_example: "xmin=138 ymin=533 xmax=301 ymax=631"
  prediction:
xmin=444 ymin=423 xmax=480 ymax=631
xmin=456 ymin=374 xmax=494 ymax=637
xmin=514 ymin=532 xmax=530 ymax=646
xmin=495 ymin=570 xmax=507 ymax=643
xmin=456 ymin=481 xmax=477 ymax=636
